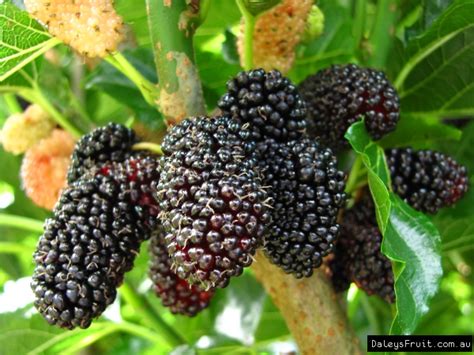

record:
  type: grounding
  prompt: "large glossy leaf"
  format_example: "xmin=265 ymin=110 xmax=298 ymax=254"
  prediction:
xmin=395 ymin=0 xmax=474 ymax=117
xmin=0 ymin=4 xmax=59 ymax=82
xmin=346 ymin=121 xmax=443 ymax=335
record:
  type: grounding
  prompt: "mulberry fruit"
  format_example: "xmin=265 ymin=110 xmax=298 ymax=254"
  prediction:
xmin=237 ymin=0 xmax=313 ymax=74
xmin=258 ymin=138 xmax=346 ymax=278
xmin=386 ymin=148 xmax=469 ymax=214
xmin=25 ymin=0 xmax=123 ymax=58
xmin=67 ymin=123 xmax=137 ymax=183
xmin=157 ymin=116 xmax=271 ymax=290
xmin=149 ymin=231 xmax=214 ymax=316
xmin=218 ymin=69 xmax=307 ymax=141
xmin=328 ymin=192 xmax=395 ymax=303
xmin=298 ymin=64 xmax=400 ymax=151
xmin=21 ymin=129 xmax=76 ymax=210
xmin=1 ymin=105 xmax=54 ymax=155
xmin=31 ymin=175 xmax=146 ymax=329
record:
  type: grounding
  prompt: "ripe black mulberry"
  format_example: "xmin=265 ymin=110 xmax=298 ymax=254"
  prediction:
xmin=31 ymin=175 xmax=146 ymax=329
xmin=218 ymin=69 xmax=307 ymax=141
xmin=328 ymin=191 xmax=395 ymax=303
xmin=298 ymin=64 xmax=400 ymax=150
xmin=98 ymin=154 xmax=162 ymax=233
xmin=258 ymin=138 xmax=346 ymax=278
xmin=157 ymin=116 xmax=271 ymax=290
xmin=386 ymin=147 xmax=469 ymax=213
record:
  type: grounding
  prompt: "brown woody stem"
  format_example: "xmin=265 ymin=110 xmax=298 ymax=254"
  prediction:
xmin=252 ymin=251 xmax=363 ymax=354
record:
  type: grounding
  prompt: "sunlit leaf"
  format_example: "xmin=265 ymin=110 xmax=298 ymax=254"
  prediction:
xmin=0 ymin=4 xmax=60 ymax=82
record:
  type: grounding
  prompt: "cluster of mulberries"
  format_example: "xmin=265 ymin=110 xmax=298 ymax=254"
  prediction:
xmin=149 ymin=231 xmax=215 ymax=316
xmin=328 ymin=191 xmax=395 ymax=303
xmin=25 ymin=0 xmax=123 ymax=58
xmin=237 ymin=0 xmax=313 ymax=74
xmin=217 ymin=69 xmax=347 ymax=278
xmin=30 ymin=60 xmax=470 ymax=333
xmin=298 ymin=64 xmax=400 ymax=151
xmin=157 ymin=116 xmax=271 ymax=290
xmin=257 ymin=138 xmax=346 ymax=278
xmin=32 ymin=124 xmax=162 ymax=329
xmin=386 ymin=148 xmax=469 ymax=214
xmin=218 ymin=69 xmax=307 ymax=141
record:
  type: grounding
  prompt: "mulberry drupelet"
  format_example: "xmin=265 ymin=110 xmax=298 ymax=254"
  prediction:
xmin=298 ymin=64 xmax=400 ymax=151
xmin=218 ymin=69 xmax=307 ymax=141
xmin=258 ymin=138 xmax=346 ymax=278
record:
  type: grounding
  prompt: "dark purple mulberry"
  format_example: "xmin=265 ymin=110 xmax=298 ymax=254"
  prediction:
xmin=299 ymin=64 xmax=400 ymax=151
xmin=328 ymin=191 xmax=395 ymax=303
xmin=258 ymin=138 xmax=346 ymax=278
xmin=386 ymin=147 xmax=469 ymax=213
xmin=157 ymin=116 xmax=271 ymax=290
xmin=31 ymin=175 xmax=146 ymax=329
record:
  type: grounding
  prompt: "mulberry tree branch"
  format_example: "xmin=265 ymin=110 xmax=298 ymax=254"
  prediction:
xmin=252 ymin=251 xmax=363 ymax=355
xmin=146 ymin=0 xmax=206 ymax=125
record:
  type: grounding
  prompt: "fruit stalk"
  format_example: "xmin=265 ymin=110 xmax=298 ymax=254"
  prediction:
xmin=146 ymin=0 xmax=206 ymax=125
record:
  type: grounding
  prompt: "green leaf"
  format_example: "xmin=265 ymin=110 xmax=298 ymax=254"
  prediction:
xmin=0 ymin=4 xmax=60 ymax=82
xmin=0 ymin=305 xmax=62 ymax=354
xmin=384 ymin=195 xmax=443 ymax=334
xmin=86 ymin=48 xmax=164 ymax=129
xmin=380 ymin=115 xmax=462 ymax=149
xmin=346 ymin=121 xmax=443 ymax=335
xmin=289 ymin=0 xmax=355 ymax=83
xmin=345 ymin=121 xmax=391 ymax=230
xmin=406 ymin=0 xmax=453 ymax=40
xmin=395 ymin=0 xmax=474 ymax=117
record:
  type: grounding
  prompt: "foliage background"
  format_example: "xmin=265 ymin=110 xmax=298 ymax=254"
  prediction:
xmin=0 ymin=0 xmax=472 ymax=354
